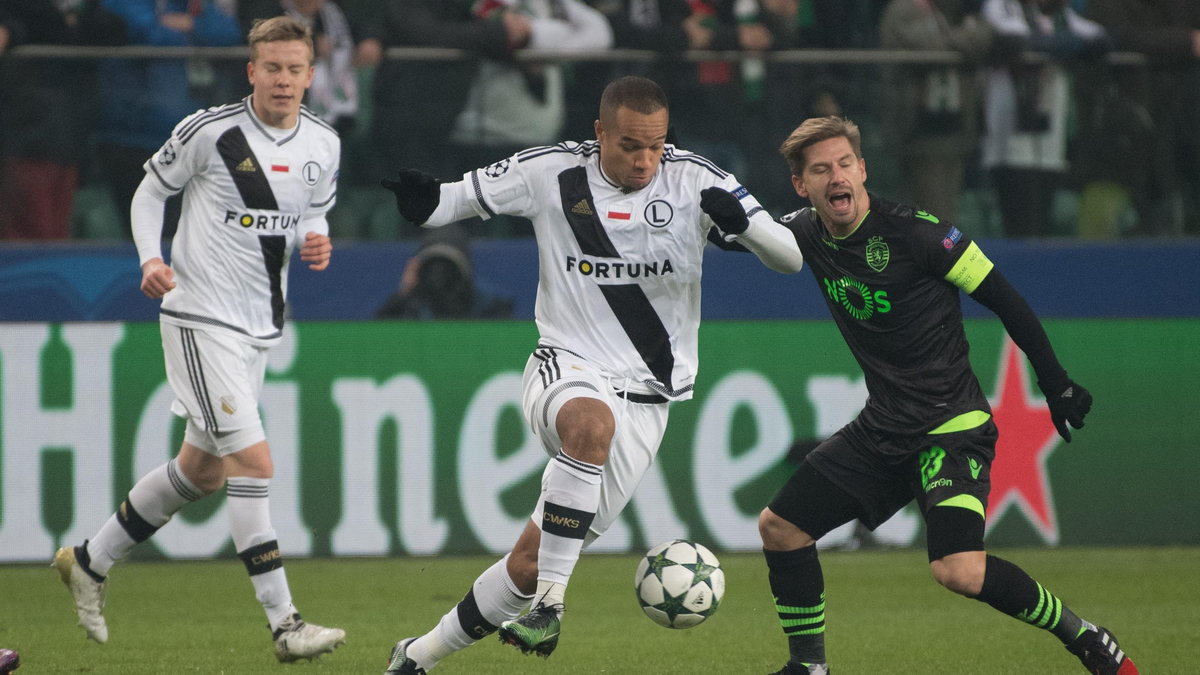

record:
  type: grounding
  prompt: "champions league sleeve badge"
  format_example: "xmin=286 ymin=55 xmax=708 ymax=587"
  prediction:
xmin=157 ymin=140 xmax=178 ymax=166
xmin=484 ymin=158 xmax=511 ymax=179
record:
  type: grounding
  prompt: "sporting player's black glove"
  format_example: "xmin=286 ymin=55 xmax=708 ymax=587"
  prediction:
xmin=699 ymin=187 xmax=749 ymax=236
xmin=1038 ymin=378 xmax=1092 ymax=442
xmin=381 ymin=169 xmax=441 ymax=225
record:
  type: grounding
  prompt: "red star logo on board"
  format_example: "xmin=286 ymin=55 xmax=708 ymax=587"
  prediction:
xmin=985 ymin=338 xmax=1062 ymax=544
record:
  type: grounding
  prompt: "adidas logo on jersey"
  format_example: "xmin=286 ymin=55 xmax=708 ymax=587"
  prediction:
xmin=236 ymin=157 xmax=257 ymax=172
xmin=571 ymin=199 xmax=593 ymax=216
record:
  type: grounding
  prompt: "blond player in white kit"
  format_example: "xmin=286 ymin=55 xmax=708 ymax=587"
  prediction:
xmin=53 ymin=15 xmax=345 ymax=664
xmin=380 ymin=75 xmax=805 ymax=673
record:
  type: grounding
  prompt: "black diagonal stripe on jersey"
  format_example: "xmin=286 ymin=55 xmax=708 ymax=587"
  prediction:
xmin=217 ymin=126 xmax=279 ymax=210
xmin=259 ymin=235 xmax=286 ymax=329
xmin=558 ymin=166 xmax=618 ymax=257
xmin=598 ymin=284 xmax=675 ymax=391
xmin=558 ymin=166 xmax=675 ymax=389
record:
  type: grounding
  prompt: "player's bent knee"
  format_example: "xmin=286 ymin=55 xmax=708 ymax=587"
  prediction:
xmin=177 ymin=460 xmax=224 ymax=494
xmin=758 ymin=508 xmax=813 ymax=550
xmin=929 ymin=552 xmax=985 ymax=596
xmin=556 ymin=398 xmax=615 ymax=464
xmin=177 ymin=440 xmax=226 ymax=494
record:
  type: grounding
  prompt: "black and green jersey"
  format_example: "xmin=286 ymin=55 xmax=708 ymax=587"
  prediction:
xmin=781 ymin=195 xmax=996 ymax=436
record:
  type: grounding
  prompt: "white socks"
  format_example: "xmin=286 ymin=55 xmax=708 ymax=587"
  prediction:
xmin=86 ymin=459 xmax=203 ymax=576
xmin=80 ymin=464 xmax=295 ymax=632
xmin=533 ymin=580 xmax=567 ymax=612
xmin=227 ymin=476 xmax=293 ymax=631
xmin=406 ymin=555 xmax=532 ymax=670
xmin=536 ymin=451 xmax=602 ymax=587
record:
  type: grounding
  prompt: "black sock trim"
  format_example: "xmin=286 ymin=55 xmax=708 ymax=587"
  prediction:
xmin=75 ymin=541 xmax=106 ymax=583
xmin=455 ymin=588 xmax=499 ymax=641
xmin=541 ymin=501 xmax=595 ymax=539
xmin=238 ymin=540 xmax=284 ymax=576
xmin=117 ymin=498 xmax=160 ymax=543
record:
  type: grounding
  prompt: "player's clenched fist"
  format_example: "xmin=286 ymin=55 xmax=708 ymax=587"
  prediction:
xmin=301 ymin=231 xmax=332 ymax=271
xmin=381 ymin=168 xmax=441 ymax=225
xmin=140 ymin=258 xmax=176 ymax=298
xmin=699 ymin=187 xmax=749 ymax=235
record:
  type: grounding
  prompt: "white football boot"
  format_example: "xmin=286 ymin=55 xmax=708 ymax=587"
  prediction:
xmin=53 ymin=545 xmax=109 ymax=644
xmin=272 ymin=612 xmax=346 ymax=662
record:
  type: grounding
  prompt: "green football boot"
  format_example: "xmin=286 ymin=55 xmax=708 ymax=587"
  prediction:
xmin=498 ymin=603 xmax=563 ymax=658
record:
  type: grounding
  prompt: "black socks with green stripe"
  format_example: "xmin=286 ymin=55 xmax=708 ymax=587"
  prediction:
xmin=975 ymin=554 xmax=1085 ymax=644
xmin=764 ymin=545 xmax=826 ymax=665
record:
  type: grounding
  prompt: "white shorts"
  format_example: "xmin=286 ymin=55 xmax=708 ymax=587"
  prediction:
xmin=522 ymin=346 xmax=669 ymax=543
xmin=161 ymin=323 xmax=268 ymax=455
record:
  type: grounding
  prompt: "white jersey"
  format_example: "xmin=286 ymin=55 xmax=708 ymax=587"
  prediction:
xmin=447 ymin=141 xmax=781 ymax=401
xmin=144 ymin=97 xmax=340 ymax=345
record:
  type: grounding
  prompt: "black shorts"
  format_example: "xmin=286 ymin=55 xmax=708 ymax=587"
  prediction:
xmin=770 ymin=416 xmax=997 ymax=536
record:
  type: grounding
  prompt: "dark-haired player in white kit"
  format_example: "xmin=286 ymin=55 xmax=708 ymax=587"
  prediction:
xmin=379 ymin=75 xmax=804 ymax=673
xmin=757 ymin=116 xmax=1137 ymax=675
xmin=53 ymin=16 xmax=346 ymax=663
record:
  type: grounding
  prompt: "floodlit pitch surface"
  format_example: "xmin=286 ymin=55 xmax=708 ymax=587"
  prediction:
xmin=6 ymin=547 xmax=1192 ymax=673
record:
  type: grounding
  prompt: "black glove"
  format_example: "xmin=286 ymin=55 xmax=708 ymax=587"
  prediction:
xmin=699 ymin=187 xmax=749 ymax=235
xmin=381 ymin=169 xmax=441 ymax=225
xmin=1038 ymin=378 xmax=1092 ymax=442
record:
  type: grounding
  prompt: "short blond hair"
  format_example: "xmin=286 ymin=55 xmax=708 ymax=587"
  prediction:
xmin=248 ymin=15 xmax=313 ymax=63
xmin=779 ymin=116 xmax=863 ymax=176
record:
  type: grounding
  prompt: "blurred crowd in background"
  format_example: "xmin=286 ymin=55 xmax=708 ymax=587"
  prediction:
xmin=0 ymin=0 xmax=1198 ymax=243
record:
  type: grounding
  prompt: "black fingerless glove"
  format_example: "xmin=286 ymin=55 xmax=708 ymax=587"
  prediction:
xmin=699 ymin=187 xmax=749 ymax=236
xmin=381 ymin=168 xmax=441 ymax=225
xmin=1037 ymin=377 xmax=1093 ymax=442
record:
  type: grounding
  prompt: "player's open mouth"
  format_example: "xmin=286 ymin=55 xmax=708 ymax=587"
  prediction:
xmin=828 ymin=191 xmax=851 ymax=210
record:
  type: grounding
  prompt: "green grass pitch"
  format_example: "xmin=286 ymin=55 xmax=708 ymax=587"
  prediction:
xmin=5 ymin=547 xmax=1194 ymax=673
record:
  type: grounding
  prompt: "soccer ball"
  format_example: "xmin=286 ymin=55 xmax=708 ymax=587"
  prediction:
xmin=634 ymin=539 xmax=725 ymax=629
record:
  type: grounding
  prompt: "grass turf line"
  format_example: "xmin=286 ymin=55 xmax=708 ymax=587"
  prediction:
xmin=6 ymin=546 xmax=1193 ymax=674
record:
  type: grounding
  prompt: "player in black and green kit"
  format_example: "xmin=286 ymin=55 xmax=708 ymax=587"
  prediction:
xmin=758 ymin=117 xmax=1138 ymax=675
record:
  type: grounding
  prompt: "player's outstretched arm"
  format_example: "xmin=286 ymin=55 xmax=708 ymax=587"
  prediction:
xmin=969 ymin=269 xmax=1092 ymax=441
xmin=700 ymin=187 xmax=803 ymax=273
xmin=381 ymin=168 xmax=441 ymax=225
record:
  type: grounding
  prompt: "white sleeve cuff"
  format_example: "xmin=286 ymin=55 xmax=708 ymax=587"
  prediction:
xmin=426 ymin=180 xmax=484 ymax=226
xmin=735 ymin=217 xmax=804 ymax=274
